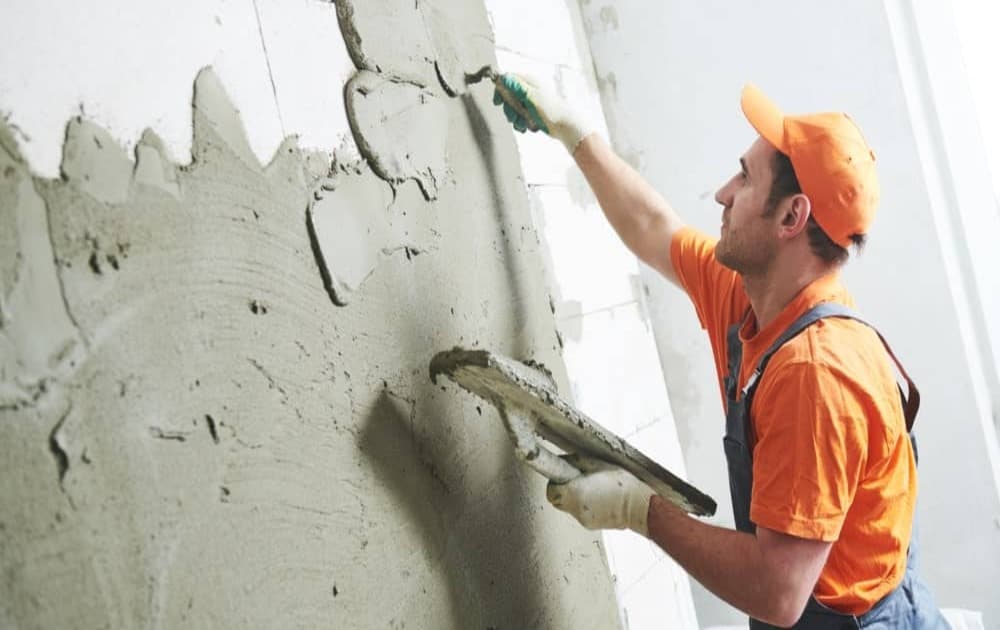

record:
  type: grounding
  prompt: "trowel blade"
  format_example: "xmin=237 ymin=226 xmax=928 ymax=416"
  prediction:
xmin=430 ymin=347 xmax=717 ymax=517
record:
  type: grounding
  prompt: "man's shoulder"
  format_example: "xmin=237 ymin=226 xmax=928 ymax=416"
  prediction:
xmin=768 ymin=316 xmax=891 ymax=385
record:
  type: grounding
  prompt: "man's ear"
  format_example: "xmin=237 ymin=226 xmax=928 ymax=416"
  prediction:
xmin=779 ymin=194 xmax=812 ymax=239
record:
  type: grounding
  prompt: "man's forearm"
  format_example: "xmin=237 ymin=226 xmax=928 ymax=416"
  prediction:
xmin=647 ymin=497 xmax=810 ymax=626
xmin=573 ymin=134 xmax=685 ymax=284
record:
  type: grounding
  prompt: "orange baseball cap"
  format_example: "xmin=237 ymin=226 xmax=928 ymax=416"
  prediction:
xmin=740 ymin=83 xmax=879 ymax=248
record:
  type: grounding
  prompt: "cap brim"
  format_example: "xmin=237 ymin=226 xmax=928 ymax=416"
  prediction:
xmin=741 ymin=83 xmax=786 ymax=152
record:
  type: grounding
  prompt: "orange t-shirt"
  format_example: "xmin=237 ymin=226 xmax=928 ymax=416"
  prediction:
xmin=670 ymin=226 xmax=917 ymax=615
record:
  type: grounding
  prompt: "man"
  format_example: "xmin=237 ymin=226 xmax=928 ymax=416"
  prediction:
xmin=492 ymin=76 xmax=948 ymax=628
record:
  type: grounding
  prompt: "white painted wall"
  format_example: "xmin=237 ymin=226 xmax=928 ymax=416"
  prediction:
xmin=578 ymin=0 xmax=1000 ymax=627
xmin=889 ymin=0 xmax=1000 ymax=478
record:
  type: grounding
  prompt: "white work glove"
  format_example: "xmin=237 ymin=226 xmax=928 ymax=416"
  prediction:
xmin=546 ymin=454 xmax=656 ymax=537
xmin=492 ymin=73 xmax=595 ymax=155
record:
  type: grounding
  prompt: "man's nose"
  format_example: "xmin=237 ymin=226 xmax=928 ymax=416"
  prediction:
xmin=714 ymin=180 xmax=732 ymax=207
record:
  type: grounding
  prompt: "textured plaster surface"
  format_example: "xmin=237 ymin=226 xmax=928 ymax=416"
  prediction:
xmin=344 ymin=71 xmax=450 ymax=200
xmin=0 ymin=1 xmax=622 ymax=627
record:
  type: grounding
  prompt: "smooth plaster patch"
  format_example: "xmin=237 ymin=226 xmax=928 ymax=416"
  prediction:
xmin=345 ymin=70 xmax=450 ymax=200
xmin=335 ymin=0 xmax=495 ymax=95
xmin=308 ymin=165 xmax=437 ymax=305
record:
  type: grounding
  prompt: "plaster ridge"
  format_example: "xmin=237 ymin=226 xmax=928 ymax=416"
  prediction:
xmin=434 ymin=60 xmax=460 ymax=97
xmin=0 ymin=115 xmax=25 ymax=165
xmin=58 ymin=117 xmax=133 ymax=205
xmin=334 ymin=1 xmax=369 ymax=72
xmin=0 ymin=121 xmax=88 ymax=409
xmin=247 ymin=357 xmax=291 ymax=400
xmin=191 ymin=66 xmax=262 ymax=171
xmin=305 ymin=207 xmax=343 ymax=306
xmin=420 ymin=5 xmax=461 ymax=96
xmin=133 ymin=128 xmax=182 ymax=199
xmin=47 ymin=402 xmax=73 ymax=505
xmin=344 ymin=70 xmax=401 ymax=196
xmin=0 ymin=377 xmax=50 ymax=412
xmin=262 ymin=135 xmax=308 ymax=184
xmin=40 ymin=178 xmax=89 ymax=352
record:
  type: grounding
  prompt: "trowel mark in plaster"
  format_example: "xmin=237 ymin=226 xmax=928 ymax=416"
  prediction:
xmin=345 ymin=70 xmax=450 ymax=201
xmin=1 ymin=64 xmax=369 ymax=625
xmin=308 ymin=164 xmax=437 ymax=306
xmin=419 ymin=1 xmax=496 ymax=97
xmin=334 ymin=0 xmax=496 ymax=97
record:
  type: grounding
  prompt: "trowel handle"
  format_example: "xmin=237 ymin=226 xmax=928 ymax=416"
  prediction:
xmin=523 ymin=443 xmax=581 ymax=484
xmin=493 ymin=80 xmax=544 ymax=133
xmin=497 ymin=408 xmax=581 ymax=484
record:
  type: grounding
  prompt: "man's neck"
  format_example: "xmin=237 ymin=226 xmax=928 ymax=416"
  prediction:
xmin=742 ymin=257 xmax=834 ymax=332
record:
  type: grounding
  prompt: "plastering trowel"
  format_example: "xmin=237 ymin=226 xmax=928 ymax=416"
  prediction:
xmin=464 ymin=65 xmax=546 ymax=133
xmin=430 ymin=348 xmax=716 ymax=516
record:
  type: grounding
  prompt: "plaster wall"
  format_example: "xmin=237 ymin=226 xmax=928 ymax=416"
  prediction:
xmin=0 ymin=1 xmax=623 ymax=627
xmin=578 ymin=0 xmax=1000 ymax=627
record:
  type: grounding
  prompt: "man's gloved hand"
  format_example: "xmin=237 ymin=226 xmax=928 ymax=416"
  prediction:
xmin=492 ymin=73 xmax=594 ymax=155
xmin=546 ymin=454 xmax=656 ymax=537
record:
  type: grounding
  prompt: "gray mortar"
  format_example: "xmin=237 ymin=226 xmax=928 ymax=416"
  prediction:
xmin=0 ymin=131 xmax=85 ymax=409
xmin=335 ymin=0 xmax=496 ymax=96
xmin=344 ymin=70 xmax=449 ymax=200
xmin=60 ymin=118 xmax=133 ymax=205
xmin=133 ymin=128 xmax=182 ymax=199
xmin=0 ymin=1 xmax=623 ymax=626
xmin=308 ymin=168 xmax=438 ymax=305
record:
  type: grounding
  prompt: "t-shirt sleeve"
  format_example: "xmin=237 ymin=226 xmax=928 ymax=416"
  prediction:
xmin=748 ymin=359 xmax=870 ymax=541
xmin=669 ymin=226 xmax=742 ymax=331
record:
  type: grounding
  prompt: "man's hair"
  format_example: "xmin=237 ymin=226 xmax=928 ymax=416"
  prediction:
xmin=766 ymin=151 xmax=866 ymax=266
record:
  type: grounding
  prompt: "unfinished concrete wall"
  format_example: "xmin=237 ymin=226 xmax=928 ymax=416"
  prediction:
xmin=0 ymin=1 xmax=622 ymax=628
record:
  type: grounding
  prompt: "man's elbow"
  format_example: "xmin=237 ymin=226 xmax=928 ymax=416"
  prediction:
xmin=756 ymin=591 xmax=810 ymax=628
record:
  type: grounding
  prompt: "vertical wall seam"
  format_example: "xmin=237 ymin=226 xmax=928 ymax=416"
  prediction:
xmin=250 ymin=0 xmax=287 ymax=138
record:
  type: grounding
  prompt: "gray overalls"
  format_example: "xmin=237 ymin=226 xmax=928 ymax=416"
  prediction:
xmin=723 ymin=302 xmax=948 ymax=629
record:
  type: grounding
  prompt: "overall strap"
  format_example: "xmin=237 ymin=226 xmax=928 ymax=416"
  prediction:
xmin=724 ymin=309 xmax=750 ymax=404
xmin=741 ymin=303 xmax=920 ymax=431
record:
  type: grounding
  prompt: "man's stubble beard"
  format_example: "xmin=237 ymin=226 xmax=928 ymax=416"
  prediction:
xmin=715 ymin=231 xmax=775 ymax=277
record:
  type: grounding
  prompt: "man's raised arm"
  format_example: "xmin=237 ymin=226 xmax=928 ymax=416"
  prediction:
xmin=493 ymin=74 xmax=686 ymax=287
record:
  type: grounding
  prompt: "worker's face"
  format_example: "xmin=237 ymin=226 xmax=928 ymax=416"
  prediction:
xmin=713 ymin=137 xmax=780 ymax=275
